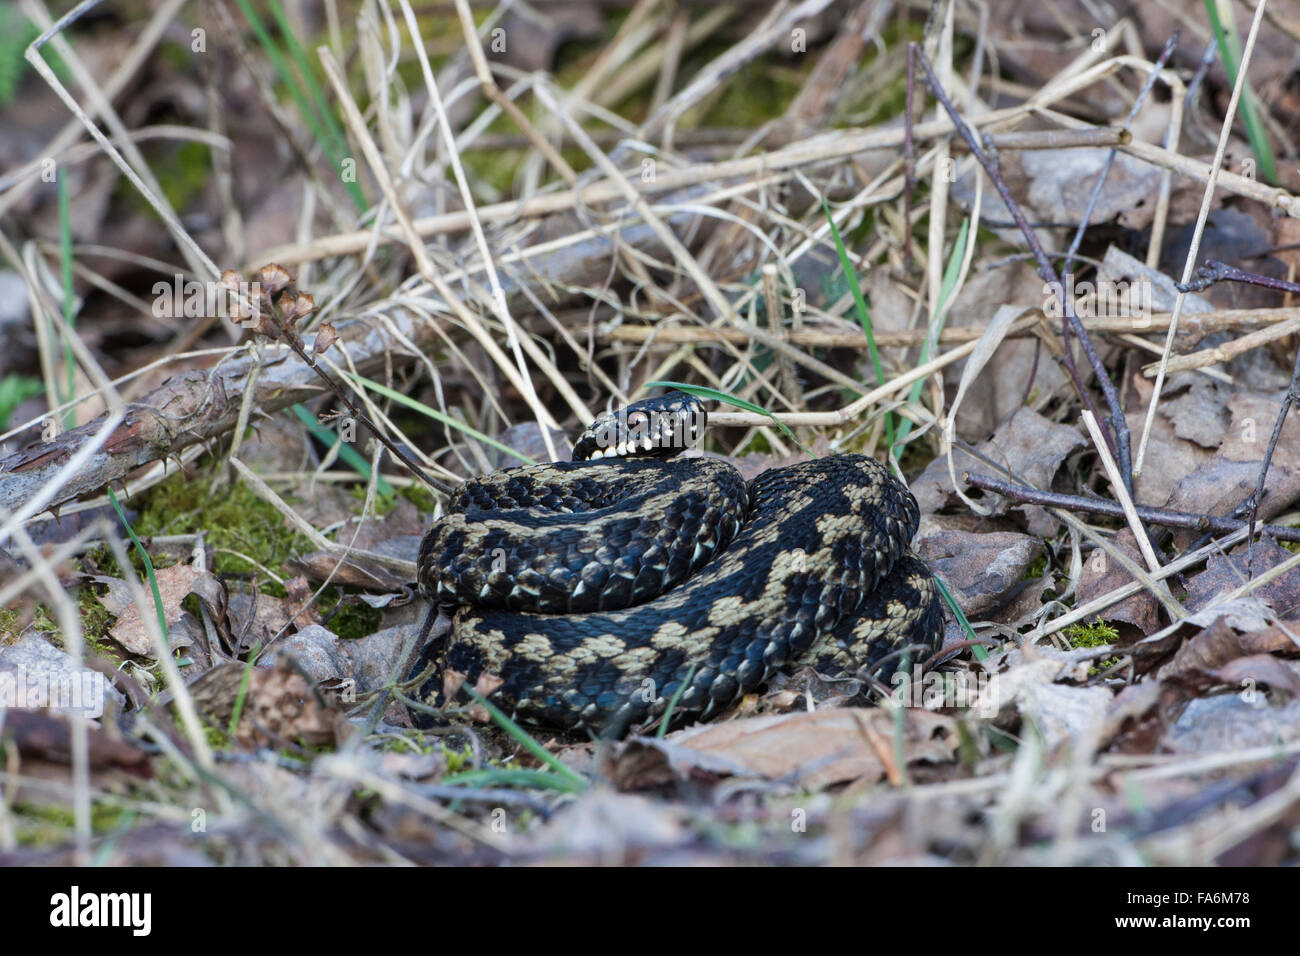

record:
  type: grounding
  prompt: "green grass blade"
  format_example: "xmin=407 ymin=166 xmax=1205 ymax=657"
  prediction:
xmin=821 ymin=196 xmax=893 ymax=449
xmin=347 ymin=372 xmax=538 ymax=465
xmin=643 ymin=380 xmax=815 ymax=457
xmin=106 ymin=487 xmax=168 ymax=649
xmin=264 ymin=0 xmax=365 ymax=208
xmin=460 ymin=687 xmax=587 ymax=790
xmin=933 ymin=574 xmax=982 ymax=659
xmin=1205 ymin=0 xmax=1276 ymax=183
xmin=227 ymin=643 xmax=262 ymax=739
xmin=0 ymin=375 xmax=43 ymax=430
xmin=290 ymin=403 xmax=395 ymax=496
xmin=440 ymin=767 xmax=585 ymax=794
xmin=233 ymin=0 xmax=367 ymax=210
xmin=656 ymin=662 xmax=698 ymax=738
xmin=892 ymin=217 xmax=969 ymax=459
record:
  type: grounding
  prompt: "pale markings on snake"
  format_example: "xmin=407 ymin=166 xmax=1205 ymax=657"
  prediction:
xmin=408 ymin=392 xmax=944 ymax=736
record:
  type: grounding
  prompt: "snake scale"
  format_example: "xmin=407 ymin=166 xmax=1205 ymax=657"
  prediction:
xmin=409 ymin=392 xmax=943 ymax=737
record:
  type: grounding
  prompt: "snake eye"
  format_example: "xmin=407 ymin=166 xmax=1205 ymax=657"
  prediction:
xmin=627 ymin=411 xmax=648 ymax=427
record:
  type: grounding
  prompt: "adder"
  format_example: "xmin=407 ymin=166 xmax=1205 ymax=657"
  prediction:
xmin=408 ymin=392 xmax=943 ymax=737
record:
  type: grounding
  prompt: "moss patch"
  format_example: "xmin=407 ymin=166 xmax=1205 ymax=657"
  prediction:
xmin=129 ymin=471 xmax=309 ymax=583
xmin=1065 ymin=617 xmax=1121 ymax=673
xmin=317 ymin=587 xmax=383 ymax=640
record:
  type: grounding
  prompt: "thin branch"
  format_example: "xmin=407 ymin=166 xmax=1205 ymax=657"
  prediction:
xmin=963 ymin=472 xmax=1300 ymax=543
xmin=910 ymin=43 xmax=1133 ymax=495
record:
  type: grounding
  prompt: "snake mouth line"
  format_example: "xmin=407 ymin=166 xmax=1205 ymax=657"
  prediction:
xmin=572 ymin=391 xmax=708 ymax=461
xmin=584 ymin=415 xmax=703 ymax=459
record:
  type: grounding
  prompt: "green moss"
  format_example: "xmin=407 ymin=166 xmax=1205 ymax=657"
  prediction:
xmin=398 ymin=483 xmax=439 ymax=515
xmin=316 ymin=587 xmax=382 ymax=640
xmin=116 ymin=140 xmax=211 ymax=217
xmin=12 ymin=800 xmax=130 ymax=848
xmin=1065 ymin=617 xmax=1121 ymax=673
xmin=32 ymin=604 xmax=57 ymax=636
xmin=75 ymin=584 xmax=114 ymax=643
xmin=1064 ymin=617 xmax=1118 ymax=648
xmin=1022 ymin=554 xmax=1048 ymax=581
xmin=129 ymin=471 xmax=308 ymax=581
xmin=348 ymin=484 xmax=399 ymax=516
xmin=442 ymin=742 xmax=474 ymax=773
xmin=0 ymin=607 xmax=19 ymax=644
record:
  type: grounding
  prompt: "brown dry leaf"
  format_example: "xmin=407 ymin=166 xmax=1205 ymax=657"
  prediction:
xmin=941 ymin=264 xmax=1069 ymax=439
xmin=225 ymin=575 xmax=317 ymax=653
xmin=912 ymin=406 xmax=1084 ymax=534
xmin=1125 ymin=374 xmax=1216 ymax=507
xmin=915 ymin=528 xmax=1042 ymax=618
xmin=185 ymin=661 xmax=344 ymax=750
xmin=1163 ymin=380 xmax=1231 ymax=449
xmin=1184 ymin=538 xmax=1300 ymax=620
xmin=286 ymin=551 xmax=409 ymax=590
xmin=976 ymin=648 xmax=1115 ymax=750
xmin=1165 ymin=391 xmax=1300 ymax=543
xmin=1204 ymin=655 xmax=1300 ymax=700
xmin=1 ymin=709 xmax=151 ymax=777
xmin=1074 ymin=529 xmax=1161 ymax=636
xmin=1094 ymin=681 xmax=1175 ymax=755
xmin=532 ymin=789 xmax=687 ymax=861
xmin=347 ymin=495 xmax=427 ymax=551
xmin=1165 ymin=693 xmax=1300 ymax=756
xmin=1220 ymin=391 xmax=1300 ymax=472
xmin=259 ymin=613 xmax=426 ymax=697
xmin=612 ymin=708 xmax=957 ymax=793
xmin=1161 ymin=616 xmax=1300 ymax=679
xmin=95 ymin=563 xmax=213 ymax=657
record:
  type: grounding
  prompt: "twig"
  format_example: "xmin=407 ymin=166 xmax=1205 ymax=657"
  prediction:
xmin=1060 ymin=32 xmax=1178 ymax=281
xmin=910 ymin=44 xmax=1133 ymax=495
xmin=580 ymin=306 xmax=1300 ymax=350
xmin=1135 ymin=0 xmax=1270 ymax=479
xmin=1140 ymin=314 xmax=1300 ymax=375
xmin=963 ymin=472 xmax=1300 ymax=544
xmin=1247 ymin=341 xmax=1300 ymax=559
xmin=1157 ymin=259 xmax=1300 ymax=561
xmin=1080 ymin=410 xmax=1162 ymax=574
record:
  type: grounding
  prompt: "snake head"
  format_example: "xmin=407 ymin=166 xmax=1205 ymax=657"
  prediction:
xmin=572 ymin=391 xmax=707 ymax=461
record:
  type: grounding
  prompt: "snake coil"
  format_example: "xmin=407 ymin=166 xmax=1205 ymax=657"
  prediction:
xmin=409 ymin=392 xmax=942 ymax=737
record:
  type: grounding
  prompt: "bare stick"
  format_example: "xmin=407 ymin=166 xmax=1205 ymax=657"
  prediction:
xmin=910 ymin=44 xmax=1133 ymax=495
xmin=1081 ymin=410 xmax=1162 ymax=573
xmin=963 ymin=472 xmax=1300 ymax=544
xmin=1135 ymin=0 xmax=1270 ymax=478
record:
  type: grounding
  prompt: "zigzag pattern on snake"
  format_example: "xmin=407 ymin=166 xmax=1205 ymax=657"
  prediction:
xmin=409 ymin=392 xmax=943 ymax=737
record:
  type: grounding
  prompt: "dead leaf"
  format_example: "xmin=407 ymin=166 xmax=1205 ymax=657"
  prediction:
xmin=913 ymin=406 xmax=1084 ymax=535
xmin=612 ymin=708 xmax=957 ymax=792
xmin=1205 ymin=655 xmax=1300 ymax=700
xmin=1162 ymin=616 xmax=1300 ymax=679
xmin=1184 ymin=537 xmax=1300 ymax=620
xmin=1074 ymin=529 xmax=1161 ymax=636
xmin=94 ymin=564 xmax=215 ymax=657
xmin=286 ymin=551 xmax=409 ymax=590
xmin=1165 ymin=693 xmax=1300 ymax=755
xmin=0 ymin=709 xmax=150 ymax=777
xmin=915 ymin=528 xmax=1042 ymax=618
xmin=185 ymin=660 xmax=344 ymax=750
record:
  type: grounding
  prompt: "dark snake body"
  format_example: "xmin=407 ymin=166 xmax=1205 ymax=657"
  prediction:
xmin=410 ymin=399 xmax=943 ymax=737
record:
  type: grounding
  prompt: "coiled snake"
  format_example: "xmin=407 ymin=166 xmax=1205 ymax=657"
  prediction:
xmin=409 ymin=392 xmax=943 ymax=737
